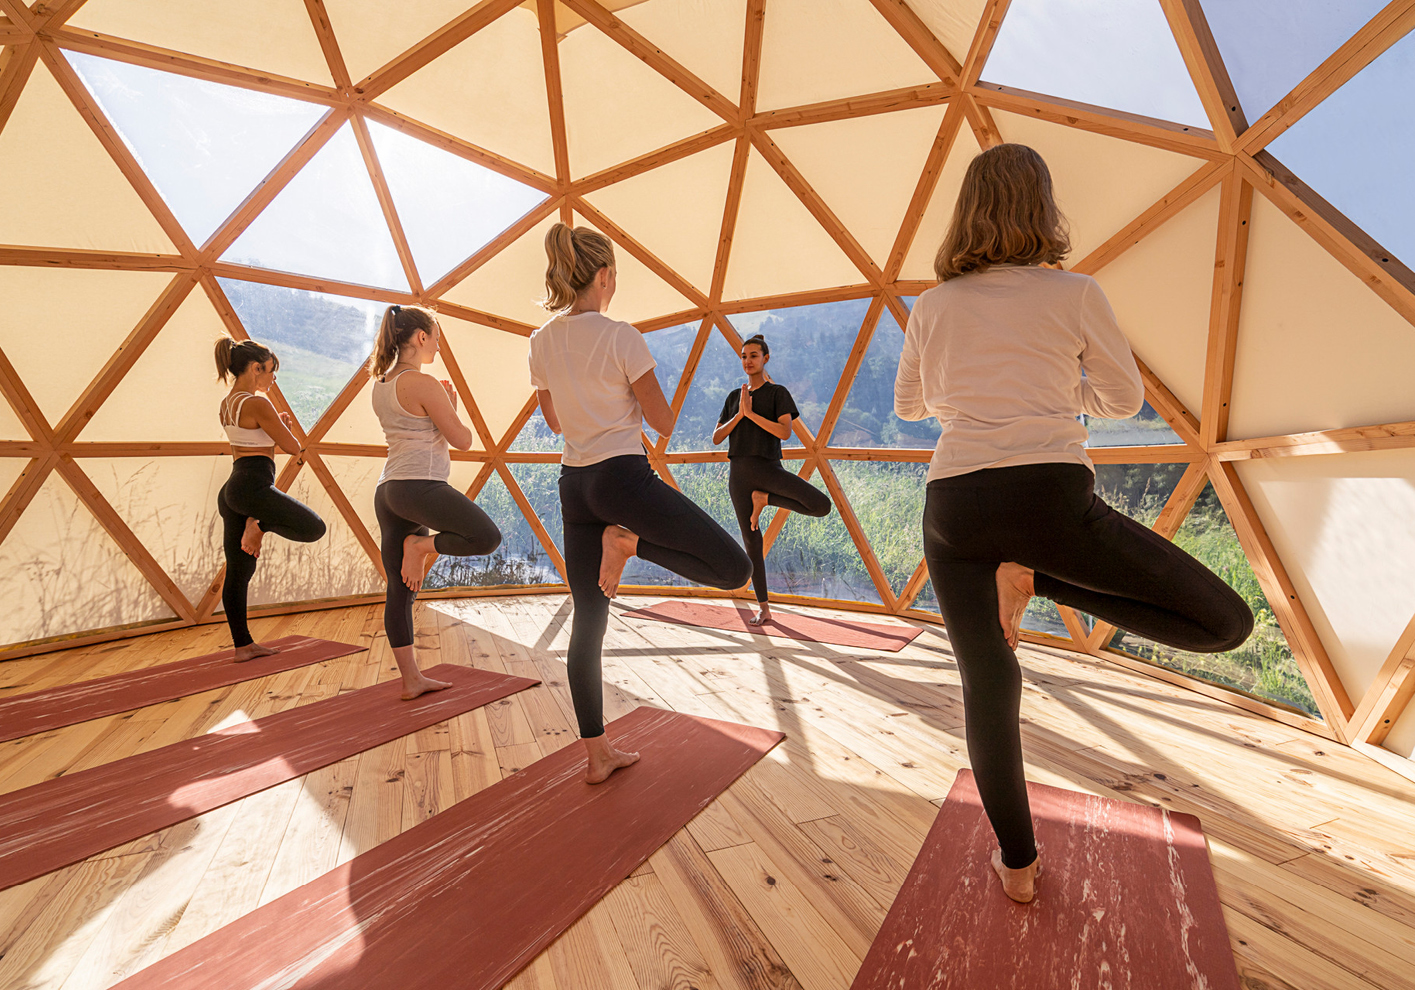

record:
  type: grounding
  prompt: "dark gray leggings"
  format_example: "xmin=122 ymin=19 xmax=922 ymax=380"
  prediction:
xmin=923 ymin=462 xmax=1253 ymax=868
xmin=375 ymin=479 xmax=501 ymax=649
xmin=728 ymin=455 xmax=833 ymax=602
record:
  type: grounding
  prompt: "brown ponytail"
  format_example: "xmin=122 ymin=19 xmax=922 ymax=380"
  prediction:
xmin=542 ymin=223 xmax=615 ymax=313
xmin=214 ymin=335 xmax=279 ymax=383
xmin=368 ymin=304 xmax=439 ymax=379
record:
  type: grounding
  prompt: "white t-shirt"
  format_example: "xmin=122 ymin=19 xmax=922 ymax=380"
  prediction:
xmin=528 ymin=312 xmax=658 ymax=467
xmin=895 ymin=265 xmax=1144 ymax=482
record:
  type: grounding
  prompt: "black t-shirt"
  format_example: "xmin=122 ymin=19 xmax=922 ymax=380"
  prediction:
xmin=718 ymin=382 xmax=800 ymax=459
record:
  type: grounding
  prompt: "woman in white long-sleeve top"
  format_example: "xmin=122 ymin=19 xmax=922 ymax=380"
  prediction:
xmin=896 ymin=143 xmax=1252 ymax=904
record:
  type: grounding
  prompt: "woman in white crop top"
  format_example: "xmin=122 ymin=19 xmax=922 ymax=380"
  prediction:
xmin=214 ymin=336 xmax=326 ymax=661
xmin=369 ymin=305 xmax=501 ymax=701
xmin=895 ymin=144 xmax=1252 ymax=904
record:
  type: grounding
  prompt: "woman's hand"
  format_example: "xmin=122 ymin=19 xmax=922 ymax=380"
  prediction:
xmin=278 ymin=411 xmax=295 ymax=430
xmin=740 ymin=384 xmax=752 ymax=417
xmin=440 ymin=380 xmax=457 ymax=410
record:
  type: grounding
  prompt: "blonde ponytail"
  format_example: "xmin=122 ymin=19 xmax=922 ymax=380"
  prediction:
xmin=215 ymin=335 xmax=278 ymax=383
xmin=368 ymin=304 xmax=439 ymax=379
xmin=542 ymin=223 xmax=615 ymax=313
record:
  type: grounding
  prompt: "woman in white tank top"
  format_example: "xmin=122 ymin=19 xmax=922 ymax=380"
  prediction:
xmin=369 ymin=305 xmax=501 ymax=700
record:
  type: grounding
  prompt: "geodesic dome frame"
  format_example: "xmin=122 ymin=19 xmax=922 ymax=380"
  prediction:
xmin=1 ymin=0 xmax=1414 ymax=772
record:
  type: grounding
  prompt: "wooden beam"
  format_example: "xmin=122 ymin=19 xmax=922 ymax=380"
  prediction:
xmin=496 ymin=461 xmax=568 ymax=581
xmin=634 ymin=308 xmax=707 ymax=334
xmin=1350 ymin=611 xmax=1415 ymax=743
xmin=66 ymin=442 xmax=229 ymax=457
xmin=350 ymin=114 xmax=423 ymax=295
xmin=717 ymin=282 xmax=877 ymax=316
xmin=1086 ymin=444 xmax=1202 ymax=464
xmin=0 ymin=451 xmax=57 ymax=547
xmin=0 ymin=247 xmax=192 ymax=271
xmin=820 ymin=446 xmax=931 ymax=462
xmin=1207 ymin=459 xmax=1354 ymax=734
xmin=495 ymin=392 xmax=541 ymax=452
xmin=433 ymin=300 xmax=539 ymax=337
xmin=425 ymin=195 xmax=561 ymax=298
xmin=961 ymin=0 xmax=1010 ymax=88
xmin=557 ymin=0 xmax=739 ymax=126
xmin=814 ymin=456 xmax=897 ymax=608
xmin=303 ymin=450 xmax=385 ymax=579
xmin=571 ymin=123 xmax=739 ymax=196
xmin=573 ymin=196 xmax=710 ymax=305
xmin=885 ymin=99 xmax=967 ymax=282
xmin=535 ymin=0 xmax=572 ymax=198
xmin=32 ymin=0 xmax=89 ymax=30
xmin=655 ymin=317 xmax=714 ymax=450
xmin=866 ymin=0 xmax=961 ymax=86
xmin=1133 ymin=355 xmax=1201 ymax=449
xmin=1157 ymin=0 xmax=1246 ymax=149
xmin=1211 ymin=420 xmax=1415 ymax=460
xmin=0 ymin=340 xmax=54 ymax=445
xmin=748 ymin=81 xmax=951 ymax=132
xmin=814 ymin=295 xmax=885 ymax=447
xmin=1239 ymin=150 xmax=1415 ymax=328
xmin=0 ymin=41 xmax=38 ymax=134
xmin=739 ymin=0 xmax=765 ymax=116
xmin=355 ymin=0 xmax=524 ymax=100
xmin=207 ymin=260 xmax=413 ymax=305
xmin=1238 ymin=0 xmax=1415 ymax=154
xmin=894 ymin=557 xmax=932 ymax=612
xmin=301 ymin=0 xmax=352 ymax=92
xmin=1200 ymin=172 xmax=1253 ymax=447
xmin=709 ymin=136 xmax=752 ymax=306
xmin=360 ymin=102 xmax=557 ymax=192
xmin=0 ymin=0 xmax=32 ymax=31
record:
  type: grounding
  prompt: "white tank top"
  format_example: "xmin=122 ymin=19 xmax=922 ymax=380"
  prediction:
xmin=220 ymin=392 xmax=276 ymax=448
xmin=373 ymin=370 xmax=451 ymax=484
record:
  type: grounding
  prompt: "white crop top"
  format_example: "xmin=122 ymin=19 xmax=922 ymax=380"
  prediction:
xmin=373 ymin=371 xmax=451 ymax=484
xmin=220 ymin=392 xmax=276 ymax=448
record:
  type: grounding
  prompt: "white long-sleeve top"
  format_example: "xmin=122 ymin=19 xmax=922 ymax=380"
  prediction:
xmin=895 ymin=265 xmax=1144 ymax=482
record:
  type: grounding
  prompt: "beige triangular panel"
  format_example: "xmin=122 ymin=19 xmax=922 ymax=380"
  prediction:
xmin=722 ymin=148 xmax=864 ymax=301
xmin=438 ymin=316 xmax=533 ymax=445
xmin=70 ymin=0 xmax=333 ymax=84
xmin=0 ymin=398 xmax=27 ymax=441
xmin=322 ymin=0 xmax=473 ymax=82
xmin=771 ymin=104 xmax=948 ymax=267
xmin=0 ymin=471 xmax=172 ymax=647
xmin=243 ymin=467 xmax=381 ymax=605
xmin=1388 ymin=690 xmax=1415 ymax=760
xmin=572 ymin=211 xmax=696 ymax=324
xmin=0 ymin=267 xmax=174 ymax=429
xmin=1235 ymin=449 xmax=1415 ymax=706
xmin=582 ymin=140 xmax=733 ymax=293
xmin=378 ymin=6 xmax=556 ymax=175
xmin=1092 ymin=183 xmax=1220 ymax=417
xmin=900 ymin=123 xmax=981 ymax=280
xmin=992 ymin=111 xmax=1205 ymax=267
xmin=83 ymin=456 xmax=226 ymax=604
xmin=559 ymin=19 xmax=724 ymax=178
xmin=320 ymin=453 xmax=385 ymax=544
xmin=902 ymin=0 xmax=989 ymax=70
xmin=0 ymin=458 xmax=26 ymax=497
xmin=443 ymin=213 xmax=557 ymax=328
xmin=756 ymin=0 xmax=937 ymax=112
xmin=80 ymin=287 xmax=233 ymax=441
xmin=0 ymin=62 xmax=177 ymax=254
xmin=1229 ymin=195 xmax=1415 ymax=439
xmin=618 ymin=0 xmax=747 ymax=100
xmin=321 ymin=349 xmax=475 ymax=447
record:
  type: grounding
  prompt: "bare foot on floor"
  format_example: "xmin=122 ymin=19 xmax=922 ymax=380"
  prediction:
xmin=995 ymin=561 xmax=1035 ymax=650
xmin=400 ymin=673 xmax=453 ymax=701
xmin=991 ymin=848 xmax=1041 ymax=903
xmin=598 ymin=525 xmax=638 ymax=599
xmin=584 ymin=734 xmax=640 ymax=784
xmin=401 ymin=533 xmax=436 ymax=592
xmin=750 ymin=490 xmax=770 ymax=531
xmin=748 ymin=603 xmax=771 ymax=626
xmin=233 ymin=642 xmax=280 ymax=663
xmin=240 ymin=518 xmax=264 ymax=558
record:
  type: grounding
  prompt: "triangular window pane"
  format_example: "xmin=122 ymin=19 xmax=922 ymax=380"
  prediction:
xmin=1083 ymin=401 xmax=1184 ymax=447
xmin=834 ymin=309 xmax=939 ymax=449
xmin=367 ymin=120 xmax=547 ymax=286
xmin=1266 ymin=28 xmax=1415 ymax=276
xmin=667 ymin=327 xmax=743 ymax=453
xmin=982 ymin=0 xmax=1209 ymax=126
xmin=830 ymin=460 xmax=925 ymax=596
xmin=66 ymin=52 xmax=327 ymax=246
xmin=1202 ymin=0 xmax=1388 ymax=120
xmin=911 ymin=568 xmax=939 ymax=616
xmin=507 ymin=464 xmax=563 ymax=554
xmin=643 ymin=321 xmax=701 ymax=444
xmin=1095 ymin=463 xmax=1187 ymax=527
xmin=425 ymin=470 xmax=560 ymax=589
xmin=509 ymin=408 xmax=562 ymax=453
xmin=222 ymin=122 xmax=409 ymax=291
xmin=729 ymin=298 xmax=871 ymax=447
xmin=218 ymin=278 xmax=384 ymax=429
xmin=1104 ymin=482 xmax=1318 ymax=716
xmin=766 ymin=504 xmax=882 ymax=605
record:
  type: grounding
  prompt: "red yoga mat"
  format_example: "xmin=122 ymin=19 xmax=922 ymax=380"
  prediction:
xmin=0 ymin=635 xmax=366 ymax=744
xmin=624 ymin=600 xmax=922 ymax=652
xmin=113 ymin=707 xmax=784 ymax=990
xmin=850 ymin=769 xmax=1240 ymax=989
xmin=0 ymin=664 xmax=536 ymax=892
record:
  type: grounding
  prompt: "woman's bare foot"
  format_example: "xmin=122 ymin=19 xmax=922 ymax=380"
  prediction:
xmin=995 ymin=561 xmax=1035 ymax=650
xmin=748 ymin=602 xmax=771 ymax=626
xmin=400 ymin=672 xmax=453 ymax=701
xmin=401 ymin=533 xmax=436 ymax=592
xmin=240 ymin=518 xmax=264 ymax=558
xmin=598 ymin=525 xmax=638 ymax=599
xmin=991 ymin=848 xmax=1041 ymax=903
xmin=584 ymin=733 xmax=640 ymax=784
xmin=233 ymin=642 xmax=280 ymax=663
xmin=750 ymin=489 xmax=770 ymax=531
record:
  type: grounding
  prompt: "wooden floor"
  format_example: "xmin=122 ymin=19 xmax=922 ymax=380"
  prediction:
xmin=0 ymin=596 xmax=1412 ymax=990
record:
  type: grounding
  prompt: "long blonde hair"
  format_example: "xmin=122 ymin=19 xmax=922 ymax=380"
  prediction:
xmin=368 ymin=304 xmax=438 ymax=379
xmin=543 ymin=223 xmax=615 ymax=313
xmin=934 ymin=143 xmax=1071 ymax=281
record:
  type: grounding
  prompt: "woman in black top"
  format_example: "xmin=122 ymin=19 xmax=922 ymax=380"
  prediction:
xmin=714 ymin=334 xmax=833 ymax=625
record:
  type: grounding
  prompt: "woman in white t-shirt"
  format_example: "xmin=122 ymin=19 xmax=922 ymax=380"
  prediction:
xmin=530 ymin=224 xmax=751 ymax=784
xmin=896 ymin=144 xmax=1252 ymax=903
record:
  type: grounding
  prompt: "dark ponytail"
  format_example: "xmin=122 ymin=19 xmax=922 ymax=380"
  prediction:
xmin=215 ymin=336 xmax=278 ymax=383
xmin=742 ymin=334 xmax=769 ymax=357
xmin=369 ymin=304 xmax=439 ymax=378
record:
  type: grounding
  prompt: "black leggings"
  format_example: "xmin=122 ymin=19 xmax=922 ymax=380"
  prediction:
xmin=728 ymin=455 xmax=833 ymax=602
xmin=217 ymin=456 xmax=326 ymax=647
xmin=922 ymin=463 xmax=1252 ymax=868
xmin=375 ymin=479 xmax=502 ymax=649
xmin=561 ymin=455 xmax=752 ymax=737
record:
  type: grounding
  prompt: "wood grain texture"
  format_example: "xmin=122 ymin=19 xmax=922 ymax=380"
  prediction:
xmin=0 ymin=664 xmax=535 ymax=891
xmin=0 ymin=635 xmax=364 ymax=744
xmin=623 ymin=600 xmax=922 ymax=651
xmin=851 ymin=769 xmax=1240 ymax=989
xmin=111 ymin=706 xmax=782 ymax=990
